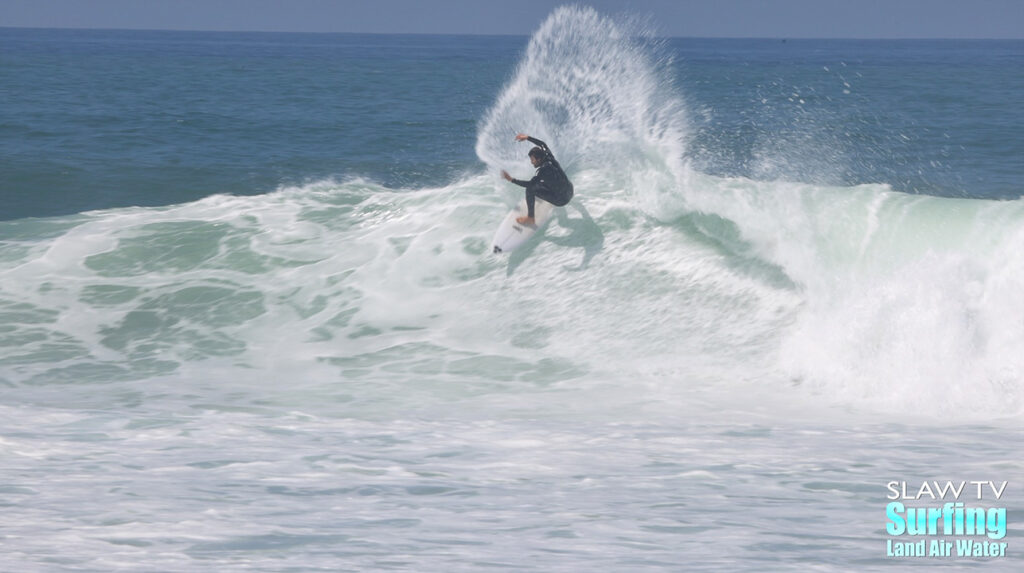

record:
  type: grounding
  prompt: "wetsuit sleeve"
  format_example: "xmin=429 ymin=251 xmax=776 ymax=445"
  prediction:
xmin=509 ymin=177 xmax=530 ymax=188
xmin=525 ymin=136 xmax=554 ymax=161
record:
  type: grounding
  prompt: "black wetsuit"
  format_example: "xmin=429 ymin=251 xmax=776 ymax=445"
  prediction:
xmin=509 ymin=137 xmax=574 ymax=218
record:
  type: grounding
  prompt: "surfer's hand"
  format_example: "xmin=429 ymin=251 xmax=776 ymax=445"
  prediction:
xmin=501 ymin=170 xmax=512 ymax=181
xmin=515 ymin=133 xmax=529 ymax=142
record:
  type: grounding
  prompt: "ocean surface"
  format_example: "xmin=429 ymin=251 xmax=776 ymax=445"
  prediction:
xmin=2 ymin=6 xmax=1023 ymax=571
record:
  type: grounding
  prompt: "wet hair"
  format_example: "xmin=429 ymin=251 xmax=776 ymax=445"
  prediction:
xmin=528 ymin=147 xmax=545 ymax=160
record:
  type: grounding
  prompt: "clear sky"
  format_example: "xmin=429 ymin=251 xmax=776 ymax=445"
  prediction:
xmin=2 ymin=0 xmax=1022 ymax=39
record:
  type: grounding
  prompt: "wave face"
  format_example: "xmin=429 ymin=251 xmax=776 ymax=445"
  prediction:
xmin=3 ymin=6 xmax=1023 ymax=422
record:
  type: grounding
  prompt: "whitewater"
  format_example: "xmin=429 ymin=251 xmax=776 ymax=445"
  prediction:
xmin=2 ymin=6 xmax=1022 ymax=571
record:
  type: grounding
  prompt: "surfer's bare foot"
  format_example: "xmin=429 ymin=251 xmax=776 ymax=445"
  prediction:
xmin=516 ymin=216 xmax=535 ymax=225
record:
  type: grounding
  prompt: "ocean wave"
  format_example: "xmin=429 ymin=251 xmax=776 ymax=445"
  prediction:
xmin=2 ymin=6 xmax=1021 ymax=419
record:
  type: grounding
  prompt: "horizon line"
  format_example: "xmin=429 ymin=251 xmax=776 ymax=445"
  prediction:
xmin=2 ymin=25 xmax=1022 ymax=42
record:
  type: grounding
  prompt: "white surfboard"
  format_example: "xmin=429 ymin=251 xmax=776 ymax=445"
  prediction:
xmin=492 ymin=197 xmax=555 ymax=254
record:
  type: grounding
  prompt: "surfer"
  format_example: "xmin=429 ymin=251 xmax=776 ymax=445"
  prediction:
xmin=501 ymin=133 xmax=574 ymax=225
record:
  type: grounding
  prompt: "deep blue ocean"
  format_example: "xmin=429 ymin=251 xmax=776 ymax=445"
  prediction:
xmin=2 ymin=6 xmax=1023 ymax=571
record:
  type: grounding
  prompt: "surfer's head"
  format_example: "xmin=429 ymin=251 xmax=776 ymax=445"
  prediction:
xmin=528 ymin=147 xmax=544 ymax=166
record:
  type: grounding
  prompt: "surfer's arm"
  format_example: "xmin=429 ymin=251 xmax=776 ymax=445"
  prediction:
xmin=501 ymin=169 xmax=530 ymax=187
xmin=516 ymin=133 xmax=552 ymax=153
xmin=516 ymin=131 xmax=548 ymax=150
xmin=524 ymin=136 xmax=549 ymax=152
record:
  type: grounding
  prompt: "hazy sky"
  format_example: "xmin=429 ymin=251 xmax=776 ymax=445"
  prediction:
xmin=2 ymin=0 xmax=1022 ymax=39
